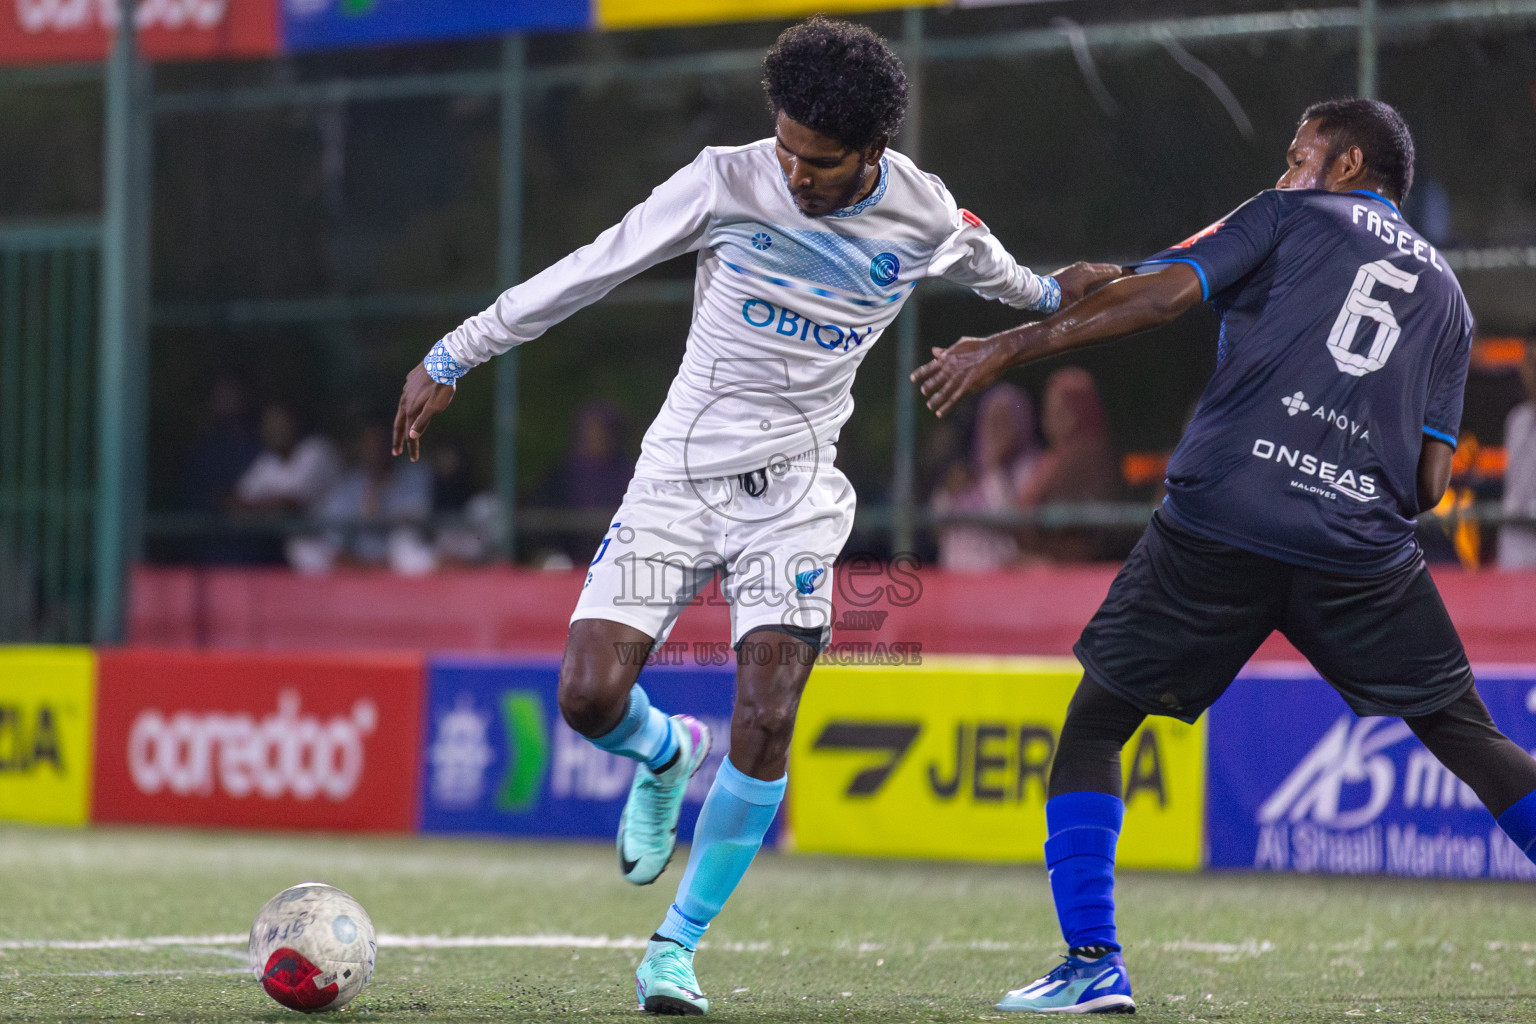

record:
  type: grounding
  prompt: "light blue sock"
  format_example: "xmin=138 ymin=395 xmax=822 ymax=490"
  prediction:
xmin=589 ymin=686 xmax=676 ymax=771
xmin=1497 ymin=788 xmax=1536 ymax=860
xmin=656 ymin=757 xmax=785 ymax=950
xmin=1044 ymin=791 xmax=1124 ymax=953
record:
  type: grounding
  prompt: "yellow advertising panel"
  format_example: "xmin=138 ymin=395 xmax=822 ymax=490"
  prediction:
xmin=789 ymin=657 xmax=1204 ymax=869
xmin=0 ymin=647 xmax=95 ymax=825
xmin=597 ymin=0 xmax=941 ymax=31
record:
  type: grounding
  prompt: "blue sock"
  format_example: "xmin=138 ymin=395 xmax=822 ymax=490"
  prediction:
xmin=1044 ymin=791 xmax=1124 ymax=953
xmin=655 ymin=757 xmax=785 ymax=949
xmin=1497 ymin=789 xmax=1536 ymax=859
xmin=589 ymin=686 xmax=676 ymax=770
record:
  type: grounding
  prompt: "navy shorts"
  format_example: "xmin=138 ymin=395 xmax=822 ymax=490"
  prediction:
xmin=1074 ymin=510 xmax=1475 ymax=724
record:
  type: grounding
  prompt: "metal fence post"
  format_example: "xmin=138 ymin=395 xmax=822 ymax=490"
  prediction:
xmin=891 ymin=7 xmax=925 ymax=559
xmin=495 ymin=34 xmax=526 ymax=561
xmin=94 ymin=0 xmax=150 ymax=643
xmin=1358 ymin=0 xmax=1378 ymax=98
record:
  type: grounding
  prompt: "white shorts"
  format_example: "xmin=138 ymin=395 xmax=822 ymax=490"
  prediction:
xmin=570 ymin=450 xmax=855 ymax=647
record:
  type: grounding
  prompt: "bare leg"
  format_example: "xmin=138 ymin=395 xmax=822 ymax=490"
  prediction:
xmin=728 ymin=628 xmax=818 ymax=780
xmin=557 ymin=618 xmax=653 ymax=738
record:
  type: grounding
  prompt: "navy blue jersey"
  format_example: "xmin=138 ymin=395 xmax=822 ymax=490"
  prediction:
xmin=1138 ymin=188 xmax=1473 ymax=575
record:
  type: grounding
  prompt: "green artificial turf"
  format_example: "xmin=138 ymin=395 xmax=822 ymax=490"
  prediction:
xmin=1 ymin=824 xmax=1534 ymax=1021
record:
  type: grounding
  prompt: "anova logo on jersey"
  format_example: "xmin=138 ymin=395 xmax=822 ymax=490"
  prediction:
xmin=1257 ymin=715 xmax=1413 ymax=830
xmin=1277 ymin=391 xmax=1371 ymax=443
xmin=127 ymin=691 xmax=377 ymax=801
xmin=1250 ymin=438 xmax=1379 ymax=502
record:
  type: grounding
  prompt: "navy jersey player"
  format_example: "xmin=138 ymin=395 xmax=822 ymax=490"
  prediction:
xmin=915 ymin=98 xmax=1536 ymax=1014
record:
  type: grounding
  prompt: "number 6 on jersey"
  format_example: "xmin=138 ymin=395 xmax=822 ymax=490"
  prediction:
xmin=1326 ymin=258 xmax=1419 ymax=376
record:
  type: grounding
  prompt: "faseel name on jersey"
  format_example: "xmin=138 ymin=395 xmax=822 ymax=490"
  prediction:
xmin=1352 ymin=205 xmax=1444 ymax=273
xmin=1251 ymin=438 xmax=1379 ymax=502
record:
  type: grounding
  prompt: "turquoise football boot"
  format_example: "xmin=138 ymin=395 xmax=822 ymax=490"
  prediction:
xmin=617 ymin=715 xmax=711 ymax=885
xmin=996 ymin=951 xmax=1135 ymax=1013
xmin=635 ymin=938 xmax=708 ymax=1015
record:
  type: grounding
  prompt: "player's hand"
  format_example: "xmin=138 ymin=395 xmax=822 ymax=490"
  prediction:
xmin=1051 ymin=261 xmax=1125 ymax=308
xmin=910 ymin=335 xmax=1015 ymax=419
xmin=392 ymin=363 xmax=455 ymax=462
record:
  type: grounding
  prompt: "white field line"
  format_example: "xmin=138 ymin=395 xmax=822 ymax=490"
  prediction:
xmin=0 ymin=934 xmax=771 ymax=953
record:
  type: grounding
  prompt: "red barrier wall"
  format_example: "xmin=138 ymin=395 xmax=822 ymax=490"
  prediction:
xmin=128 ymin=564 xmax=1536 ymax=662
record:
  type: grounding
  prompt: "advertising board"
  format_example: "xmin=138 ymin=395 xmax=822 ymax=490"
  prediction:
xmin=0 ymin=0 xmax=279 ymax=65
xmin=789 ymin=657 xmax=1205 ymax=868
xmin=418 ymin=657 xmax=765 ymax=844
xmin=93 ymin=650 xmax=423 ymax=832
xmin=281 ymin=0 xmax=586 ymax=52
xmin=1209 ymin=669 xmax=1536 ymax=880
xmin=0 ymin=647 xmax=95 ymax=826
xmin=594 ymin=0 xmax=939 ymax=31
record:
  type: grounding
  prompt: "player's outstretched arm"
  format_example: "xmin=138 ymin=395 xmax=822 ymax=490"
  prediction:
xmin=1052 ymin=261 xmax=1128 ymax=307
xmin=392 ymin=364 xmax=455 ymax=462
xmin=911 ymin=263 xmax=1203 ymax=418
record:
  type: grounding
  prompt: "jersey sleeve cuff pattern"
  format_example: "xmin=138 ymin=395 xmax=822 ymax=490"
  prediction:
xmin=424 ymin=339 xmax=467 ymax=385
xmin=1031 ymin=276 xmax=1062 ymax=315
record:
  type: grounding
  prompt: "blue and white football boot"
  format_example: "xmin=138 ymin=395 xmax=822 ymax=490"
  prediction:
xmin=635 ymin=938 xmax=708 ymax=1015
xmin=996 ymin=951 xmax=1135 ymax=1013
xmin=617 ymin=715 xmax=711 ymax=885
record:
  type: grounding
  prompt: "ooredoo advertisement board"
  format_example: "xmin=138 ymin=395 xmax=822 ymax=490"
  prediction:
xmin=0 ymin=0 xmax=279 ymax=65
xmin=93 ymin=650 xmax=423 ymax=831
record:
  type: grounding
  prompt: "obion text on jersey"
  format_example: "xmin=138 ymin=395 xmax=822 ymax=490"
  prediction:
xmin=741 ymin=298 xmax=874 ymax=354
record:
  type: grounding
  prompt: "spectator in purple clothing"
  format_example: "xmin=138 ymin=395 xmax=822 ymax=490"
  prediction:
xmin=930 ymin=382 xmax=1042 ymax=571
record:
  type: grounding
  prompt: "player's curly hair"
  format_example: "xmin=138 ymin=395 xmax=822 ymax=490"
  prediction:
xmin=763 ymin=16 xmax=908 ymax=152
xmin=1301 ymin=98 xmax=1415 ymax=202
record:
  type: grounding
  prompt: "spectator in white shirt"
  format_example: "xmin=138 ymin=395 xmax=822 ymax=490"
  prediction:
xmin=1498 ymin=340 xmax=1536 ymax=569
xmin=233 ymin=404 xmax=340 ymax=516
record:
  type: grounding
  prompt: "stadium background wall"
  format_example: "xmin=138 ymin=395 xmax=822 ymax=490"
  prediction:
xmin=6 ymin=647 xmax=1536 ymax=883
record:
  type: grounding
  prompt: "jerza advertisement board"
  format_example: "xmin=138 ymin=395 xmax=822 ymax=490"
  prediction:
xmin=1209 ymin=669 xmax=1536 ymax=880
xmin=93 ymin=650 xmax=423 ymax=831
xmin=788 ymin=657 xmax=1205 ymax=868
xmin=0 ymin=647 xmax=95 ymax=826
xmin=418 ymin=657 xmax=771 ymax=844
xmin=592 ymin=0 xmax=940 ymax=31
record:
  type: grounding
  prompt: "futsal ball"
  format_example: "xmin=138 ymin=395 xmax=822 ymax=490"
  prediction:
xmin=249 ymin=882 xmax=377 ymax=1012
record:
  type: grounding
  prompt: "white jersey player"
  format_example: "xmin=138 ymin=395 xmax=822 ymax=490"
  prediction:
xmin=393 ymin=16 xmax=1118 ymax=1017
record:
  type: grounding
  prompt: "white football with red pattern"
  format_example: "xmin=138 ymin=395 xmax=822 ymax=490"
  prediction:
xmin=249 ymin=882 xmax=377 ymax=1013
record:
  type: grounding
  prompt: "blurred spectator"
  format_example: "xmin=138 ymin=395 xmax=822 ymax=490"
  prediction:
xmin=1019 ymin=366 xmax=1123 ymax=561
xmin=288 ymin=422 xmax=435 ymax=575
xmin=548 ymin=400 xmax=633 ymax=510
xmin=537 ymin=400 xmax=634 ymax=567
xmin=1499 ymin=341 xmax=1536 ymax=569
xmin=233 ymin=404 xmax=340 ymax=516
xmin=179 ymin=376 xmax=264 ymax=563
xmin=180 ymin=376 xmax=261 ymax=516
xmin=930 ymin=383 xmax=1041 ymax=571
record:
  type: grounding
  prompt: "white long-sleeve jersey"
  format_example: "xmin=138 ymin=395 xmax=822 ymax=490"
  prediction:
xmin=434 ymin=139 xmax=1055 ymax=480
